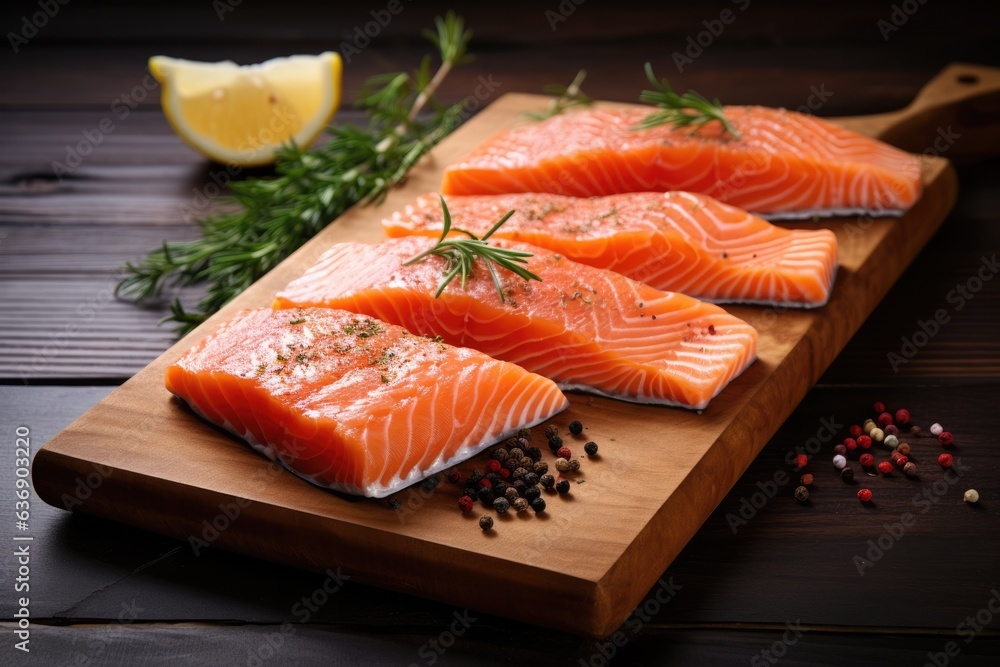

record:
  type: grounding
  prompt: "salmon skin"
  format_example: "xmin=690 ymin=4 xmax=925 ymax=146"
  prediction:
xmin=440 ymin=106 xmax=923 ymax=219
xmin=274 ymin=238 xmax=758 ymax=409
xmin=165 ymin=308 xmax=568 ymax=498
xmin=384 ymin=191 xmax=839 ymax=307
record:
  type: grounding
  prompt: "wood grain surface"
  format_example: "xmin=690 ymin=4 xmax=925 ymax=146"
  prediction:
xmin=30 ymin=75 xmax=971 ymax=635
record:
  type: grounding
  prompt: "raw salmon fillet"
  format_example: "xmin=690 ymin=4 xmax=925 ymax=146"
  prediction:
xmin=165 ymin=308 xmax=568 ymax=498
xmin=274 ymin=238 xmax=758 ymax=409
xmin=440 ymin=106 xmax=923 ymax=219
xmin=384 ymin=191 xmax=839 ymax=307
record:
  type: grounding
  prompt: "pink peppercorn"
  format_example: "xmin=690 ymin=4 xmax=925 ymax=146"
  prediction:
xmin=878 ymin=412 xmax=894 ymax=427
xmin=498 ymin=468 xmax=510 ymax=479
xmin=859 ymin=453 xmax=875 ymax=467
xmin=849 ymin=425 xmax=863 ymax=438
xmin=796 ymin=454 xmax=808 ymax=468
xmin=938 ymin=431 xmax=954 ymax=446
xmin=844 ymin=438 xmax=858 ymax=451
xmin=884 ymin=425 xmax=899 ymax=436
xmin=834 ymin=444 xmax=847 ymax=455
xmin=487 ymin=459 xmax=501 ymax=473
xmin=938 ymin=453 xmax=954 ymax=468
xmin=858 ymin=435 xmax=872 ymax=449
xmin=895 ymin=409 xmax=910 ymax=425
xmin=557 ymin=447 xmax=572 ymax=459
xmin=873 ymin=401 xmax=886 ymax=413
xmin=877 ymin=461 xmax=893 ymax=474
xmin=895 ymin=455 xmax=909 ymax=467
xmin=858 ymin=488 xmax=873 ymax=503
xmin=479 ymin=478 xmax=492 ymax=489
xmin=458 ymin=496 xmax=474 ymax=512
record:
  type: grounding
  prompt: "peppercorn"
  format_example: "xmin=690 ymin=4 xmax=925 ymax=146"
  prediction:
xmin=509 ymin=447 xmax=524 ymax=461
xmin=938 ymin=453 xmax=954 ymax=468
xmin=557 ymin=446 xmax=572 ymax=459
xmin=544 ymin=424 xmax=559 ymax=440
xmin=516 ymin=437 xmax=531 ymax=450
xmin=531 ymin=497 xmax=546 ymax=513
xmin=477 ymin=488 xmax=494 ymax=503
xmin=841 ymin=466 xmax=855 ymax=482
xmin=884 ymin=424 xmax=899 ymax=436
xmin=540 ymin=474 xmax=555 ymax=489
xmin=388 ymin=497 xmax=402 ymax=510
xmin=526 ymin=447 xmax=543 ymax=462
xmin=909 ymin=425 xmax=922 ymax=435
xmin=567 ymin=459 xmax=581 ymax=472
xmin=468 ymin=470 xmax=483 ymax=484
xmin=864 ymin=419 xmax=876 ymax=435
xmin=877 ymin=461 xmax=893 ymax=474
xmin=844 ymin=437 xmax=858 ymax=452
xmin=894 ymin=409 xmax=910 ymax=425
xmin=494 ymin=481 xmax=509 ymax=496
xmin=517 ymin=428 xmax=532 ymax=441
xmin=479 ymin=478 xmax=493 ymax=489
xmin=463 ymin=486 xmax=478 ymax=498
xmin=857 ymin=488 xmax=873 ymax=503
xmin=533 ymin=461 xmax=549 ymax=475
xmin=878 ymin=412 xmax=894 ymax=427
xmin=447 ymin=471 xmax=462 ymax=485
xmin=548 ymin=436 xmax=563 ymax=452
xmin=555 ymin=457 xmax=571 ymax=473
xmin=498 ymin=468 xmax=510 ymax=479
xmin=584 ymin=441 xmax=599 ymax=456
xmin=963 ymin=489 xmax=980 ymax=504
xmin=834 ymin=444 xmax=847 ymax=456
xmin=513 ymin=497 xmax=529 ymax=513
xmin=492 ymin=448 xmax=508 ymax=461
xmin=794 ymin=486 xmax=809 ymax=502
xmin=516 ymin=456 xmax=532 ymax=470
xmin=479 ymin=516 xmax=494 ymax=531
xmin=505 ymin=437 xmax=519 ymax=448
xmin=871 ymin=427 xmax=885 ymax=443
xmin=833 ymin=455 xmax=847 ymax=469
xmin=487 ymin=459 xmax=501 ymax=473
xmin=884 ymin=434 xmax=899 ymax=448
xmin=505 ymin=487 xmax=519 ymax=503
xmin=556 ymin=479 xmax=571 ymax=494
xmin=894 ymin=455 xmax=909 ymax=467
xmin=849 ymin=424 xmax=863 ymax=438
xmin=800 ymin=473 xmax=814 ymax=486
xmin=890 ymin=450 xmax=902 ymax=462
xmin=858 ymin=435 xmax=872 ymax=449
xmin=493 ymin=497 xmax=510 ymax=514
xmin=523 ymin=472 xmax=540 ymax=486
xmin=859 ymin=453 xmax=875 ymax=467
xmin=524 ymin=486 xmax=541 ymax=502
xmin=795 ymin=454 xmax=808 ymax=468
xmin=903 ymin=462 xmax=917 ymax=477
xmin=513 ymin=480 xmax=527 ymax=494
xmin=938 ymin=431 xmax=954 ymax=446
xmin=513 ymin=467 xmax=530 ymax=481
xmin=873 ymin=401 xmax=886 ymax=413
xmin=458 ymin=496 xmax=474 ymax=512
xmin=568 ymin=420 xmax=583 ymax=436
xmin=896 ymin=442 xmax=911 ymax=456
xmin=930 ymin=423 xmax=943 ymax=436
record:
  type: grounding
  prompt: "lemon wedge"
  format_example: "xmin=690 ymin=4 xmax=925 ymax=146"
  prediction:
xmin=149 ymin=52 xmax=342 ymax=166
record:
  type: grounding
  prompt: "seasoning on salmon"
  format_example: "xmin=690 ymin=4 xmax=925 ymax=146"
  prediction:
xmin=384 ymin=191 xmax=839 ymax=307
xmin=440 ymin=106 xmax=922 ymax=219
xmin=164 ymin=308 xmax=568 ymax=498
xmin=273 ymin=237 xmax=758 ymax=409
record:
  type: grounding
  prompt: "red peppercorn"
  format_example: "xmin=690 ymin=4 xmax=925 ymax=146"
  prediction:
xmin=884 ymin=424 xmax=899 ymax=436
xmin=895 ymin=455 xmax=909 ymax=467
xmin=857 ymin=435 xmax=872 ymax=449
xmin=479 ymin=478 xmax=492 ymax=489
xmin=487 ymin=459 xmax=501 ymax=473
xmin=498 ymin=467 xmax=510 ymax=479
xmin=795 ymin=454 xmax=808 ymax=468
xmin=857 ymin=488 xmax=873 ymax=503
xmin=938 ymin=453 xmax=954 ymax=468
xmin=894 ymin=409 xmax=910 ymax=425
xmin=800 ymin=473 xmax=814 ymax=486
xmin=458 ymin=496 xmax=474 ymax=512
xmin=844 ymin=438 xmax=857 ymax=451
xmin=877 ymin=461 xmax=893 ymax=474
xmin=873 ymin=401 xmax=886 ymax=413
xmin=557 ymin=446 xmax=572 ymax=459
xmin=849 ymin=424 xmax=863 ymax=438
xmin=859 ymin=453 xmax=874 ymax=467
xmin=878 ymin=412 xmax=894 ymax=427
xmin=938 ymin=431 xmax=954 ymax=446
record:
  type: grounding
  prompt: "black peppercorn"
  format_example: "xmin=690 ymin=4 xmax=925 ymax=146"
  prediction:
xmin=523 ymin=472 xmax=540 ymax=486
xmin=556 ymin=479 xmax=571 ymax=494
xmin=517 ymin=437 xmax=531 ymax=450
xmin=517 ymin=428 xmax=532 ymax=441
xmin=463 ymin=486 xmax=478 ymax=498
xmin=493 ymin=497 xmax=510 ymax=514
xmin=531 ymin=497 xmax=546 ymax=513
xmin=533 ymin=461 xmax=549 ymax=475
xmin=480 ymin=515 xmax=494 ymax=530
xmin=513 ymin=479 xmax=527 ymax=494
xmin=524 ymin=486 xmax=541 ymax=502
xmin=584 ymin=442 xmax=599 ymax=456
xmin=493 ymin=481 xmax=508 ymax=497
xmin=486 ymin=472 xmax=502 ymax=486
xmin=492 ymin=448 xmax=509 ymax=462
xmin=544 ymin=424 xmax=559 ymax=440
xmin=505 ymin=437 xmax=518 ymax=448
xmin=519 ymin=456 xmax=534 ymax=470
xmin=513 ymin=467 xmax=529 ymax=481
xmin=388 ymin=497 xmax=402 ymax=510
xmin=477 ymin=488 xmax=494 ymax=503
xmin=568 ymin=420 xmax=583 ymax=436
xmin=540 ymin=474 xmax=555 ymax=489
xmin=508 ymin=447 xmax=524 ymax=460
xmin=526 ymin=446 xmax=542 ymax=462
xmin=446 ymin=471 xmax=462 ymax=484
xmin=841 ymin=466 xmax=855 ymax=483
xmin=513 ymin=497 xmax=529 ymax=513
xmin=505 ymin=457 xmax=520 ymax=471
xmin=794 ymin=486 xmax=809 ymax=502
xmin=548 ymin=436 xmax=563 ymax=452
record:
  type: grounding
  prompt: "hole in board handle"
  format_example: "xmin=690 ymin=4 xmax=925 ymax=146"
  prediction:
xmin=957 ymin=74 xmax=979 ymax=85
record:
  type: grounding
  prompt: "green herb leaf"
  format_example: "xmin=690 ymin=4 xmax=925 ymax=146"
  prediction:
xmin=522 ymin=69 xmax=591 ymax=121
xmin=634 ymin=62 xmax=740 ymax=138
xmin=403 ymin=197 xmax=541 ymax=303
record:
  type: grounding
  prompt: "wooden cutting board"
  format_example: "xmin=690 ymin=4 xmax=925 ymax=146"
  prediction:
xmin=32 ymin=63 xmax=999 ymax=637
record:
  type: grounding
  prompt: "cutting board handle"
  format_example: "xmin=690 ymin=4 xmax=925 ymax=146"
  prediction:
xmin=851 ymin=62 xmax=1000 ymax=160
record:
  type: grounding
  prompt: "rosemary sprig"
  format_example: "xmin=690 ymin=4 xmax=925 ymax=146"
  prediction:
xmin=404 ymin=196 xmax=541 ymax=303
xmin=634 ymin=62 xmax=740 ymax=138
xmin=522 ymin=69 xmax=591 ymax=121
xmin=116 ymin=13 xmax=473 ymax=336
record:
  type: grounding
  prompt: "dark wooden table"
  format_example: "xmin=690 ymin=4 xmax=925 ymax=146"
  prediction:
xmin=3 ymin=2 xmax=999 ymax=664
